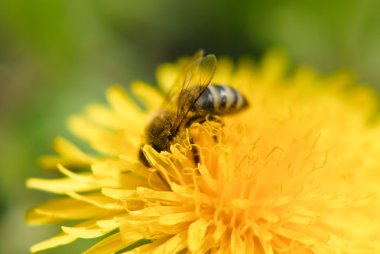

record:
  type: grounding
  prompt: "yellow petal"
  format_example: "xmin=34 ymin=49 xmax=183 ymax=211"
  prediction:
xmin=31 ymin=219 xmax=116 ymax=252
xmin=158 ymin=212 xmax=196 ymax=226
xmin=252 ymin=222 xmax=273 ymax=241
xmin=39 ymin=155 xmax=90 ymax=170
xmin=69 ymin=117 xmax=141 ymax=156
xmin=26 ymin=196 xmax=110 ymax=223
xmin=39 ymin=137 xmax=95 ymax=169
xmin=131 ymin=81 xmax=162 ymax=110
xmin=188 ymin=218 xmax=210 ymax=252
xmin=119 ymin=231 xmax=145 ymax=245
xmin=136 ymin=187 xmax=181 ymax=203
xmin=85 ymin=104 xmax=127 ymax=129
xmin=122 ymin=238 xmax=164 ymax=254
xmin=30 ymin=233 xmax=77 ymax=253
xmin=259 ymin=237 xmax=274 ymax=254
xmin=106 ymin=85 xmax=144 ymax=122
xmin=103 ymin=187 xmax=181 ymax=205
xmin=68 ymin=116 xmax=111 ymax=144
xmin=141 ymin=145 xmax=177 ymax=185
xmin=212 ymin=220 xmax=227 ymax=244
xmin=26 ymin=177 xmax=98 ymax=194
xmin=118 ymin=155 xmax=165 ymax=188
xmin=83 ymin=233 xmax=124 ymax=254
xmin=92 ymin=160 xmax=152 ymax=189
xmin=54 ymin=136 xmax=95 ymax=161
xmin=142 ymin=146 xmax=172 ymax=173
xmin=62 ymin=219 xmax=117 ymax=238
xmin=230 ymin=229 xmax=245 ymax=253
xmin=96 ymin=218 xmax=120 ymax=230
xmin=65 ymin=191 xmax=124 ymax=211
xmin=170 ymin=183 xmax=194 ymax=198
xmin=275 ymin=226 xmax=316 ymax=245
xmin=156 ymin=63 xmax=178 ymax=92
xmin=198 ymin=164 xmax=218 ymax=192
xmin=57 ymin=164 xmax=94 ymax=183
xmin=69 ymin=115 xmax=140 ymax=155
xmin=25 ymin=208 xmax=63 ymax=225
xmin=151 ymin=232 xmax=187 ymax=254
xmin=102 ymin=188 xmax=139 ymax=200
xmin=91 ymin=161 xmax=123 ymax=187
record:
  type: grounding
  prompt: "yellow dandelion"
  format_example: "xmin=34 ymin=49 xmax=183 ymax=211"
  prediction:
xmin=27 ymin=50 xmax=380 ymax=253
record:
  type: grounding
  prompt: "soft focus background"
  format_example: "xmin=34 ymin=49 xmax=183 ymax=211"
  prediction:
xmin=1 ymin=1 xmax=380 ymax=253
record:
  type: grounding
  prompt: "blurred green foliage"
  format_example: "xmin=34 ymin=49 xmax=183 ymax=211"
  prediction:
xmin=1 ymin=0 xmax=380 ymax=253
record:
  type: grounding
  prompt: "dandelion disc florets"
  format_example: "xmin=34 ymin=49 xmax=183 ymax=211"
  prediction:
xmin=27 ymin=51 xmax=380 ymax=253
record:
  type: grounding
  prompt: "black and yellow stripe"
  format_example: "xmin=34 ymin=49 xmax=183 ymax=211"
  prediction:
xmin=194 ymin=84 xmax=248 ymax=115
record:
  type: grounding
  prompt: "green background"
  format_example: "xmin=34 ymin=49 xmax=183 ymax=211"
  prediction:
xmin=1 ymin=1 xmax=380 ymax=253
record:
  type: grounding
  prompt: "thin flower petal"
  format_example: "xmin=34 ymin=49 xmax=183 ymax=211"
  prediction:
xmin=131 ymin=81 xmax=163 ymax=110
xmin=106 ymin=85 xmax=144 ymax=123
xmin=85 ymin=104 xmax=128 ymax=129
xmin=157 ymin=212 xmax=197 ymax=226
xmin=83 ymin=233 xmax=124 ymax=254
xmin=30 ymin=233 xmax=77 ymax=253
xmin=65 ymin=191 xmax=124 ymax=211
xmin=57 ymin=164 xmax=94 ymax=183
xmin=26 ymin=177 xmax=98 ymax=194
xmin=31 ymin=218 xmax=118 ymax=253
xmin=39 ymin=137 xmax=95 ymax=169
xmin=26 ymin=196 xmax=110 ymax=222
xmin=150 ymin=232 xmax=187 ymax=254
xmin=69 ymin=116 xmax=139 ymax=155
xmin=61 ymin=219 xmax=118 ymax=239
xmin=231 ymin=229 xmax=245 ymax=253
xmin=188 ymin=218 xmax=210 ymax=252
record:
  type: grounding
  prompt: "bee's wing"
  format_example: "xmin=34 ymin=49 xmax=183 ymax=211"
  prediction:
xmin=162 ymin=50 xmax=205 ymax=105
xmin=163 ymin=51 xmax=217 ymax=133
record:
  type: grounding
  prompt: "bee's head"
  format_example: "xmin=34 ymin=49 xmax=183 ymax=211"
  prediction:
xmin=139 ymin=112 xmax=174 ymax=164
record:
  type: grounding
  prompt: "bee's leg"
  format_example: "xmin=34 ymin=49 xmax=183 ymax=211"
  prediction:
xmin=189 ymin=137 xmax=201 ymax=164
xmin=205 ymin=114 xmax=222 ymax=143
xmin=185 ymin=115 xmax=203 ymax=128
xmin=206 ymin=114 xmax=223 ymax=125
xmin=185 ymin=116 xmax=204 ymax=165
xmin=185 ymin=115 xmax=222 ymax=165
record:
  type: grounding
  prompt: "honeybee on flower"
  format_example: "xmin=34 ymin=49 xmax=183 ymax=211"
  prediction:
xmin=140 ymin=50 xmax=248 ymax=167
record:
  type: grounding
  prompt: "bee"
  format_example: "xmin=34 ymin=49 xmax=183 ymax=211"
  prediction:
xmin=140 ymin=51 xmax=248 ymax=166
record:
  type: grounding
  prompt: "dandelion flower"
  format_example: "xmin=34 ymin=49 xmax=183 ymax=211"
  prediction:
xmin=27 ymin=50 xmax=380 ymax=253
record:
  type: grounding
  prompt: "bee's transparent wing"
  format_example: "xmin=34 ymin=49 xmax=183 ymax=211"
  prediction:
xmin=162 ymin=50 xmax=205 ymax=106
xmin=162 ymin=51 xmax=217 ymax=133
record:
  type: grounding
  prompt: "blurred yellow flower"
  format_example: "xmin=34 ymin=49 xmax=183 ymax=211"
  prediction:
xmin=27 ymin=51 xmax=380 ymax=253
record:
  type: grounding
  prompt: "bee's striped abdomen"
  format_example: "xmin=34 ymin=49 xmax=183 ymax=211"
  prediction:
xmin=194 ymin=84 xmax=248 ymax=115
